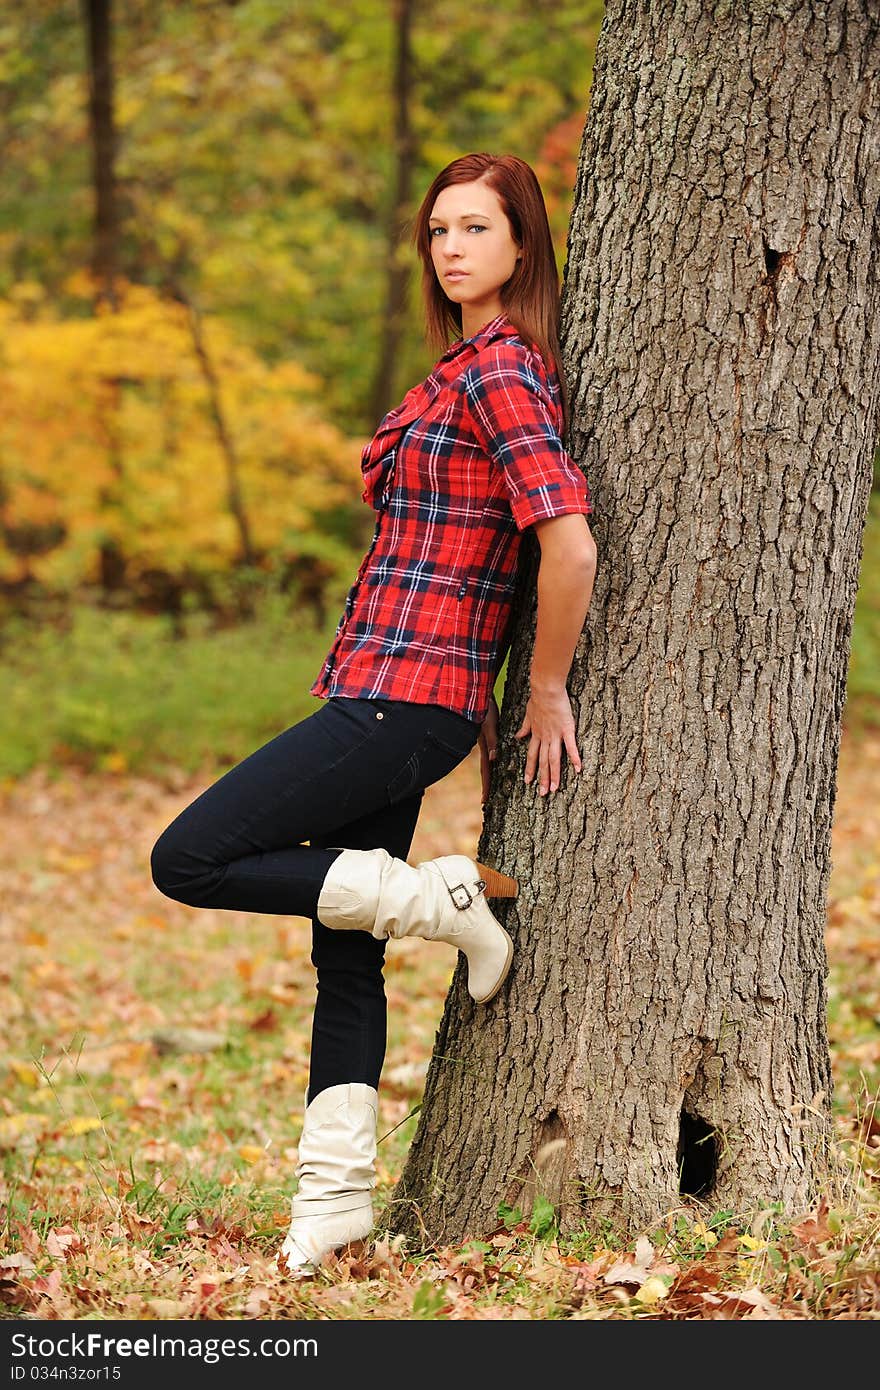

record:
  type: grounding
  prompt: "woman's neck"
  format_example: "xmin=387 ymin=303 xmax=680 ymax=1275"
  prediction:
xmin=460 ymin=304 xmax=506 ymax=341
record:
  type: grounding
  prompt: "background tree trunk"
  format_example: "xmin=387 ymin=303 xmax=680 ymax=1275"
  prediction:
xmin=82 ymin=0 xmax=128 ymax=593
xmin=387 ymin=0 xmax=880 ymax=1244
xmin=81 ymin=0 xmax=118 ymax=306
xmin=182 ymin=289 xmax=257 ymax=571
xmin=370 ymin=0 xmax=417 ymax=424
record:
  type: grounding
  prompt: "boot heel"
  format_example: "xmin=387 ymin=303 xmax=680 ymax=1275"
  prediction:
xmin=476 ymin=862 xmax=518 ymax=898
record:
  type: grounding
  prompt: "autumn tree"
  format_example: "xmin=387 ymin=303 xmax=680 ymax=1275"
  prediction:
xmin=388 ymin=0 xmax=880 ymax=1242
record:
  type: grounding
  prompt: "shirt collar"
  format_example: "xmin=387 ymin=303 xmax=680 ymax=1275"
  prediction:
xmin=443 ymin=310 xmax=516 ymax=359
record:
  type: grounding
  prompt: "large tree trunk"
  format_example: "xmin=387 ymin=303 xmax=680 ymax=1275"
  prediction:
xmin=386 ymin=0 xmax=880 ymax=1244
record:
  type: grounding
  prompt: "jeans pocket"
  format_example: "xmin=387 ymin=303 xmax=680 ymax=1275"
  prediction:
xmin=384 ymin=722 xmax=480 ymax=806
xmin=425 ymin=721 xmax=481 ymax=760
xmin=385 ymin=749 xmax=422 ymax=804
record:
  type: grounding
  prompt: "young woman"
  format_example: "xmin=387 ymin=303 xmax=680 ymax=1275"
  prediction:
xmin=150 ymin=152 xmax=596 ymax=1276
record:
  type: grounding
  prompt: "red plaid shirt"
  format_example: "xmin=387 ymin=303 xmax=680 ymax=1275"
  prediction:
xmin=310 ymin=310 xmax=593 ymax=725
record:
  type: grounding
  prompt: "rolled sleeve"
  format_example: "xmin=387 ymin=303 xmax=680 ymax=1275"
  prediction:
xmin=463 ymin=342 xmax=593 ymax=532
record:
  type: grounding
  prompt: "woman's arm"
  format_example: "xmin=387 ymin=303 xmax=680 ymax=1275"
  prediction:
xmin=462 ymin=341 xmax=596 ymax=797
xmin=515 ymin=513 xmax=596 ymax=795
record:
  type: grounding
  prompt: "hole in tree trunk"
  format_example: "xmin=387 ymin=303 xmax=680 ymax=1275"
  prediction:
xmin=678 ymin=1108 xmax=717 ymax=1197
xmin=763 ymin=239 xmax=781 ymax=277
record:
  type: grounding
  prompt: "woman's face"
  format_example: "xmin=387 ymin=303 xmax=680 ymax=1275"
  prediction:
xmin=429 ymin=180 xmax=521 ymax=323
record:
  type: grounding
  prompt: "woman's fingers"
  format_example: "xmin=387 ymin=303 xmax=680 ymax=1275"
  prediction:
xmin=523 ymin=735 xmax=539 ymax=786
xmin=537 ymin=737 xmax=558 ymax=794
xmin=548 ymin=740 xmax=562 ymax=794
xmin=564 ymin=728 xmax=583 ymax=775
xmin=514 ymin=693 xmax=582 ymax=795
xmin=524 ymin=735 xmax=582 ymax=794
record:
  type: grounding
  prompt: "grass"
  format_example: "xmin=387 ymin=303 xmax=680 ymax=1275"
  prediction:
xmin=0 ymin=589 xmax=348 ymax=781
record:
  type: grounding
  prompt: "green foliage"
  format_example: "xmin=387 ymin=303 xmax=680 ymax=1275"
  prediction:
xmin=0 ymin=589 xmax=347 ymax=779
xmin=497 ymin=1199 xmax=523 ymax=1230
xmin=411 ymin=1279 xmax=447 ymax=1318
xmin=497 ymin=1194 xmax=557 ymax=1240
xmin=528 ymin=1193 xmax=557 ymax=1239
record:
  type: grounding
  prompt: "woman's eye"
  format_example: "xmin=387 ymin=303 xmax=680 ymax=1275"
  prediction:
xmin=430 ymin=225 xmax=486 ymax=236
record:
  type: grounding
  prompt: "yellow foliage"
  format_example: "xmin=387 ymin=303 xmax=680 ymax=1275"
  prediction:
xmin=0 ymin=280 xmax=364 ymax=587
xmin=738 ymin=1234 xmax=767 ymax=1252
xmin=237 ymin=1144 xmax=266 ymax=1165
xmin=8 ymin=1061 xmax=40 ymax=1088
xmin=691 ymin=1221 xmax=718 ymax=1247
xmin=65 ymin=1116 xmax=105 ymax=1137
xmin=0 ymin=1113 xmax=46 ymax=1146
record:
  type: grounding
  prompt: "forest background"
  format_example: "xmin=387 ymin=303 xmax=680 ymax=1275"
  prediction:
xmin=1 ymin=0 xmax=879 ymax=1320
xmin=0 ymin=0 xmax=617 ymax=778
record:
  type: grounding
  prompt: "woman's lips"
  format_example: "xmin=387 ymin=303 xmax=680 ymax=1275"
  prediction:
xmin=444 ymin=271 xmax=469 ymax=279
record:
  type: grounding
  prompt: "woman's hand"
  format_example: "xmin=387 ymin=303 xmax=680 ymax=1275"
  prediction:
xmin=515 ymin=684 xmax=582 ymax=795
xmin=478 ymin=693 xmax=501 ymax=806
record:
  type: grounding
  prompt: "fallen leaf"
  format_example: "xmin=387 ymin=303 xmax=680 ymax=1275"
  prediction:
xmin=65 ymin=1116 xmax=103 ymax=1137
xmin=45 ymin=1226 xmax=85 ymax=1259
xmin=604 ymin=1234 xmax=656 ymax=1287
xmin=248 ymin=1009 xmax=279 ymax=1033
xmin=237 ymin=1144 xmax=266 ymax=1165
xmin=241 ymin=1284 xmax=272 ymax=1316
xmin=635 ymin=1275 xmax=671 ymax=1304
xmin=702 ymin=1286 xmax=782 ymax=1319
xmin=791 ymin=1198 xmax=833 ymax=1246
xmin=0 ymin=1113 xmax=45 ymax=1147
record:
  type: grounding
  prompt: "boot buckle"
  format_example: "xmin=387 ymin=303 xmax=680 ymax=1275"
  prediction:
xmin=448 ymin=878 xmax=486 ymax=909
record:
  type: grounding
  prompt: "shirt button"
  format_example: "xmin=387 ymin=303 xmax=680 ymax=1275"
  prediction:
xmin=376 ymin=711 xmax=384 ymax=720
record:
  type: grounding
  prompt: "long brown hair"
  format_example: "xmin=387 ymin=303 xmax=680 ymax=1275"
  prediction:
xmin=410 ymin=152 xmax=570 ymax=432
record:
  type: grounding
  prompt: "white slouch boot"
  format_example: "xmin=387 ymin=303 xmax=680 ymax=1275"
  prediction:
xmin=316 ymin=849 xmax=516 ymax=1004
xmin=278 ymin=1082 xmax=378 ymax=1277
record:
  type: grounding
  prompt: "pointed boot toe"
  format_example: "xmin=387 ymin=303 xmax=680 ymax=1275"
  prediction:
xmin=420 ymin=854 xmax=515 ymax=1002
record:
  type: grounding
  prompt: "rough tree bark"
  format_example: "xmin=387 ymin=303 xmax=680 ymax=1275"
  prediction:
xmin=386 ymin=0 xmax=880 ymax=1243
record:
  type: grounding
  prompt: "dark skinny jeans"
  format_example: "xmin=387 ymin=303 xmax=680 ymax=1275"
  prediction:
xmin=149 ymin=696 xmax=481 ymax=1105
